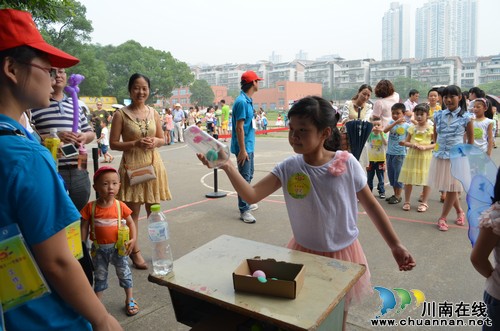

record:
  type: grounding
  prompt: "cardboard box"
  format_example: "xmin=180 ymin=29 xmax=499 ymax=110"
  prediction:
xmin=232 ymin=258 xmax=305 ymax=299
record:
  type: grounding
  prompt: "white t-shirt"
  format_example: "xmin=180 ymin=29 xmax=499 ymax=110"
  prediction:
xmin=271 ymin=153 xmax=367 ymax=252
xmin=101 ymin=126 xmax=109 ymax=146
xmin=473 ymin=118 xmax=494 ymax=153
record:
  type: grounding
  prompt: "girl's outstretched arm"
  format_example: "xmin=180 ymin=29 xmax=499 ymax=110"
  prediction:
xmin=197 ymin=153 xmax=281 ymax=203
xmin=470 ymin=227 xmax=497 ymax=278
xmin=357 ymin=185 xmax=416 ymax=271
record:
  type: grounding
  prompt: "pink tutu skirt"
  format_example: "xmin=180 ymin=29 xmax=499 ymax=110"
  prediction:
xmin=426 ymin=157 xmax=463 ymax=192
xmin=287 ymin=238 xmax=372 ymax=310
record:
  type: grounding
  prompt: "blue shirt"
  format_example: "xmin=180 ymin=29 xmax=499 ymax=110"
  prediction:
xmin=0 ymin=115 xmax=91 ymax=330
xmin=433 ymin=107 xmax=472 ymax=159
xmin=231 ymin=91 xmax=255 ymax=154
xmin=386 ymin=121 xmax=410 ymax=155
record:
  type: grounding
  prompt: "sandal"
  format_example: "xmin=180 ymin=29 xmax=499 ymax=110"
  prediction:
xmin=402 ymin=202 xmax=411 ymax=211
xmin=417 ymin=202 xmax=428 ymax=212
xmin=130 ymin=250 xmax=148 ymax=270
xmin=388 ymin=196 xmax=402 ymax=204
xmin=455 ymin=211 xmax=466 ymax=226
xmin=437 ymin=218 xmax=448 ymax=231
xmin=125 ymin=298 xmax=139 ymax=316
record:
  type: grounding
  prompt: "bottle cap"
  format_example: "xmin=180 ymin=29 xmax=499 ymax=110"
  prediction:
xmin=150 ymin=204 xmax=161 ymax=212
xmin=49 ymin=128 xmax=57 ymax=134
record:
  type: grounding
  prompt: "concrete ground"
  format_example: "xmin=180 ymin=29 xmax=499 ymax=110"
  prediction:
xmin=90 ymin=135 xmax=499 ymax=331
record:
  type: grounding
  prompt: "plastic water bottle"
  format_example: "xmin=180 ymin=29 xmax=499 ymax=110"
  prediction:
xmin=148 ymin=204 xmax=173 ymax=275
xmin=44 ymin=128 xmax=60 ymax=163
xmin=184 ymin=125 xmax=230 ymax=168
xmin=116 ymin=220 xmax=129 ymax=257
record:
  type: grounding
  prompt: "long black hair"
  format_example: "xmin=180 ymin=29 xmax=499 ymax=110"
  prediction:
xmin=288 ymin=96 xmax=341 ymax=151
xmin=442 ymin=85 xmax=467 ymax=117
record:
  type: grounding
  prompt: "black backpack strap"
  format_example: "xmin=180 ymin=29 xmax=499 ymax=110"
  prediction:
xmin=0 ymin=129 xmax=25 ymax=137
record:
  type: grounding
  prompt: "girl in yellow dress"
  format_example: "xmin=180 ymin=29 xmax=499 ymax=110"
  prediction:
xmin=398 ymin=104 xmax=435 ymax=212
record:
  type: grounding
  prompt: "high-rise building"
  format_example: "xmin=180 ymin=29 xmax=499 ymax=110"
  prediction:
xmin=415 ymin=0 xmax=477 ymax=59
xmin=382 ymin=2 xmax=411 ymax=61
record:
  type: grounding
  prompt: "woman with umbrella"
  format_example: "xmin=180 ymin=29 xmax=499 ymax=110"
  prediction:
xmin=340 ymin=84 xmax=374 ymax=162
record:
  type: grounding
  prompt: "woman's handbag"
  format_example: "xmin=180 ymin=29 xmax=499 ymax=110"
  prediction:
xmin=124 ymin=151 xmax=157 ymax=186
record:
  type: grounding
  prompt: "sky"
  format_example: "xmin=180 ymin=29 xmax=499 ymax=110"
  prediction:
xmin=80 ymin=0 xmax=499 ymax=66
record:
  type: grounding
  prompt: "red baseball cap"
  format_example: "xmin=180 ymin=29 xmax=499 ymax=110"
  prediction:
xmin=93 ymin=166 xmax=119 ymax=182
xmin=241 ymin=70 xmax=263 ymax=84
xmin=0 ymin=9 xmax=79 ymax=68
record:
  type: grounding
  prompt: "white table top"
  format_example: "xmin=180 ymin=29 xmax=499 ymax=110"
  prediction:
xmin=149 ymin=235 xmax=366 ymax=330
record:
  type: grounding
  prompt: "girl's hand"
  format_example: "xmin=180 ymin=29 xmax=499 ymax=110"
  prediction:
xmin=391 ymin=244 xmax=416 ymax=271
xmin=197 ymin=153 xmax=213 ymax=168
xmin=125 ymin=238 xmax=136 ymax=256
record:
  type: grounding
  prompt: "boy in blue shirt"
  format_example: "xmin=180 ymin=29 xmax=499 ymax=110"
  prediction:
xmin=383 ymin=103 xmax=410 ymax=204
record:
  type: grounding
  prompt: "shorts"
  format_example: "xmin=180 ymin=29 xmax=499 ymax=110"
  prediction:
xmin=100 ymin=144 xmax=109 ymax=154
xmin=387 ymin=154 xmax=405 ymax=189
xmin=221 ymin=120 xmax=229 ymax=130
xmin=92 ymin=243 xmax=133 ymax=292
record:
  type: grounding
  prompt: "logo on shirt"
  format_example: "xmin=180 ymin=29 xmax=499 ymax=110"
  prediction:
xmin=287 ymin=173 xmax=311 ymax=199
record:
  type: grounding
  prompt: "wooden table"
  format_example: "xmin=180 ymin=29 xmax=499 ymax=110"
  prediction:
xmin=149 ymin=235 xmax=366 ymax=331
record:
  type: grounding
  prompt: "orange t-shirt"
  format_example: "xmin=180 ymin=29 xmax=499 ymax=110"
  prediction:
xmin=81 ymin=200 xmax=132 ymax=244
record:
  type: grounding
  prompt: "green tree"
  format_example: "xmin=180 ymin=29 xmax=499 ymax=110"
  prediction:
xmin=392 ymin=77 xmax=431 ymax=101
xmin=98 ymin=41 xmax=194 ymax=103
xmin=479 ymin=81 xmax=500 ymax=96
xmin=0 ymin=0 xmax=75 ymax=20
xmin=32 ymin=0 xmax=107 ymax=96
xmin=190 ymin=80 xmax=215 ymax=107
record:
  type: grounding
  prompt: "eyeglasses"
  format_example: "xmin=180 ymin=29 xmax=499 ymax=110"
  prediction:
xmin=18 ymin=61 xmax=57 ymax=78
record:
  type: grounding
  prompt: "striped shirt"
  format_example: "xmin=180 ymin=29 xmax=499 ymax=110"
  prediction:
xmin=31 ymin=96 xmax=93 ymax=166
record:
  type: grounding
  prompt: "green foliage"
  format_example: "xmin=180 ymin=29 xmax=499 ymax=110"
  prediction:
xmin=334 ymin=87 xmax=360 ymax=104
xmin=228 ymin=89 xmax=240 ymax=102
xmin=97 ymin=40 xmax=194 ymax=103
xmin=190 ymin=80 xmax=215 ymax=107
xmin=7 ymin=1 xmax=193 ymax=102
xmin=392 ymin=76 xmax=432 ymax=100
xmin=478 ymin=81 xmax=500 ymax=96
xmin=0 ymin=0 xmax=75 ymax=21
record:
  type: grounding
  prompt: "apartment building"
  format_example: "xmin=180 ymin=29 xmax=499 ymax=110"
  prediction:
xmin=369 ymin=59 xmax=415 ymax=86
xmin=336 ymin=59 xmax=373 ymax=89
xmin=477 ymin=55 xmax=500 ymax=85
xmin=252 ymin=81 xmax=322 ymax=111
xmin=382 ymin=2 xmax=411 ymax=61
xmin=415 ymin=0 xmax=477 ymax=59
xmin=410 ymin=56 xmax=462 ymax=86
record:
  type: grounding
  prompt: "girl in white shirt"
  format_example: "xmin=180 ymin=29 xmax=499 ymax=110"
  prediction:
xmin=198 ymin=96 xmax=416 ymax=331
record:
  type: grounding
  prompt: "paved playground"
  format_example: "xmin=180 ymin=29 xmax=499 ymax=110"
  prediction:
xmin=92 ymin=135 xmax=499 ymax=331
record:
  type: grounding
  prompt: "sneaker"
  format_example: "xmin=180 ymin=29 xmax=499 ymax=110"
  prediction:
xmin=240 ymin=211 xmax=256 ymax=224
xmin=379 ymin=193 xmax=386 ymax=199
xmin=385 ymin=195 xmax=394 ymax=202
xmin=249 ymin=204 xmax=259 ymax=211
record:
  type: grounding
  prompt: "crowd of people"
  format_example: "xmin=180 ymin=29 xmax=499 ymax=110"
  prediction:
xmin=340 ymin=81 xmax=497 ymax=230
xmin=1 ymin=8 xmax=499 ymax=331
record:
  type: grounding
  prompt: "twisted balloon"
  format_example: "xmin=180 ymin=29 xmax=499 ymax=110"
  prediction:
xmin=64 ymin=74 xmax=85 ymax=133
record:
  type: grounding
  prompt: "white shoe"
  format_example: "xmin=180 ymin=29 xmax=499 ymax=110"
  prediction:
xmin=249 ymin=204 xmax=259 ymax=211
xmin=240 ymin=211 xmax=256 ymax=224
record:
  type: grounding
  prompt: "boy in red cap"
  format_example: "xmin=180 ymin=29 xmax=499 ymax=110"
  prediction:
xmin=0 ymin=8 xmax=122 ymax=330
xmin=80 ymin=166 xmax=139 ymax=316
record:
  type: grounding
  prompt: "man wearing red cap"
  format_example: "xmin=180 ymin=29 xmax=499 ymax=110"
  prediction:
xmin=0 ymin=8 xmax=121 ymax=330
xmin=231 ymin=70 xmax=263 ymax=223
